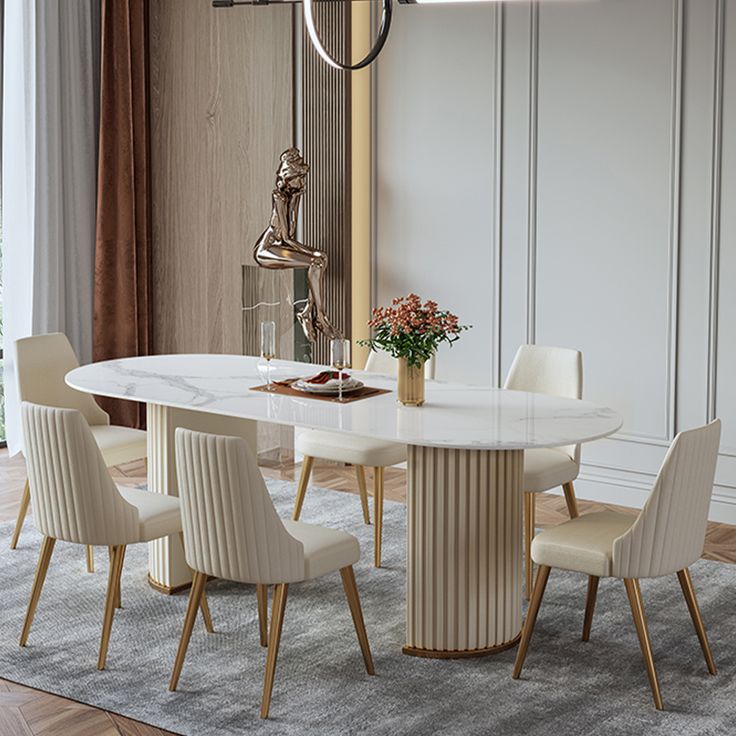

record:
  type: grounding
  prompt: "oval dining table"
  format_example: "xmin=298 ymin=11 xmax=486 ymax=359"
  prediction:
xmin=67 ymin=354 xmax=622 ymax=659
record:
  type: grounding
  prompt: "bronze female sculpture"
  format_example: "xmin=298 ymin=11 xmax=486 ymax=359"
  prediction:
xmin=253 ymin=148 xmax=339 ymax=343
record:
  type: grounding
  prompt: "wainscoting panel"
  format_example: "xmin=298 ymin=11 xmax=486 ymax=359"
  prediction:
xmin=374 ymin=0 xmax=736 ymax=523
xmin=533 ymin=0 xmax=681 ymax=443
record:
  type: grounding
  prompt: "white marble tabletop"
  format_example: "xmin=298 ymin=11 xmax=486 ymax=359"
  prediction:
xmin=66 ymin=354 xmax=623 ymax=450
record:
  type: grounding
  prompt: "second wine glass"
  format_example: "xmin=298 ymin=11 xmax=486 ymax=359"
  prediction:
xmin=330 ymin=338 xmax=351 ymax=402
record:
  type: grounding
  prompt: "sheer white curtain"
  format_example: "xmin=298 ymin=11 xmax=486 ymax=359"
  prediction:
xmin=2 ymin=0 xmax=100 ymax=453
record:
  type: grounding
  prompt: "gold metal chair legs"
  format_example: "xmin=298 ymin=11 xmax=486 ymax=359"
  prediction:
xmin=512 ymin=564 xmax=551 ymax=679
xmin=340 ymin=566 xmax=375 ymax=675
xmin=98 ymin=544 xmax=126 ymax=670
xmin=355 ymin=465 xmax=371 ymax=525
xmin=10 ymin=480 xmax=31 ymax=550
xmin=524 ymin=493 xmax=536 ymax=600
xmin=582 ymin=575 xmax=599 ymax=642
xmin=260 ymin=583 xmax=289 ymax=719
xmin=20 ymin=536 xmax=56 ymax=646
xmin=562 ymin=481 xmax=580 ymax=519
xmin=515 ymin=569 xmax=716 ymax=712
xmin=373 ymin=467 xmax=384 ymax=568
xmin=169 ymin=571 xmax=209 ymax=691
xmin=292 ymin=458 xmax=384 ymax=566
xmin=257 ymin=584 xmax=269 ymax=647
xmin=177 ymin=533 xmax=214 ymax=633
xmin=677 ymin=568 xmax=716 ymax=675
xmin=292 ymin=456 xmax=314 ymax=521
xmin=623 ymin=578 xmax=663 ymax=710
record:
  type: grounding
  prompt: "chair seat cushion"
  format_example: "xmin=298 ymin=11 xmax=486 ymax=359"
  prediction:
xmin=90 ymin=425 xmax=147 ymax=468
xmin=531 ymin=510 xmax=636 ymax=577
xmin=118 ymin=486 xmax=182 ymax=542
xmin=523 ymin=448 xmax=578 ymax=493
xmin=295 ymin=428 xmax=407 ymax=468
xmin=282 ymin=520 xmax=360 ymax=580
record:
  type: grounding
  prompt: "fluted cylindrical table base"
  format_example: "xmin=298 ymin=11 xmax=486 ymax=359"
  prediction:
xmin=405 ymin=446 xmax=523 ymax=657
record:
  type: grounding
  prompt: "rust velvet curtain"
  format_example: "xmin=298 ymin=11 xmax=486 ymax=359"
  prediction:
xmin=93 ymin=0 xmax=152 ymax=428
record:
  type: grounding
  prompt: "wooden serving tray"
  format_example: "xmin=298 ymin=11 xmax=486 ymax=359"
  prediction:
xmin=250 ymin=380 xmax=392 ymax=404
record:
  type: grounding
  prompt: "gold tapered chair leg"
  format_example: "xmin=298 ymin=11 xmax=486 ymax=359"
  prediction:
xmin=199 ymin=589 xmax=214 ymax=633
xmin=10 ymin=480 xmax=32 ymax=550
xmin=582 ymin=575 xmax=599 ymax=642
xmin=260 ymin=583 xmax=289 ymax=719
xmin=677 ymin=568 xmax=716 ymax=675
xmin=623 ymin=578 xmax=663 ymax=710
xmin=107 ymin=546 xmax=124 ymax=608
xmin=292 ymin=456 xmax=314 ymax=521
xmin=20 ymin=536 xmax=56 ymax=646
xmin=524 ymin=492 xmax=536 ymax=601
xmin=86 ymin=545 xmax=95 ymax=573
xmin=257 ymin=584 xmax=269 ymax=647
xmin=177 ymin=532 xmax=214 ymax=632
xmin=169 ymin=571 xmax=208 ymax=691
xmin=512 ymin=564 xmax=551 ymax=679
xmin=340 ymin=566 xmax=375 ymax=674
xmin=373 ymin=467 xmax=384 ymax=568
xmin=562 ymin=481 xmax=579 ymax=519
xmin=98 ymin=544 xmax=126 ymax=670
xmin=355 ymin=465 xmax=371 ymax=525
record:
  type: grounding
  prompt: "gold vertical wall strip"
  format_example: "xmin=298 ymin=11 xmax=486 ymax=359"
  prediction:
xmin=303 ymin=2 xmax=352 ymax=364
xmin=351 ymin=6 xmax=372 ymax=368
xmin=405 ymin=446 xmax=523 ymax=657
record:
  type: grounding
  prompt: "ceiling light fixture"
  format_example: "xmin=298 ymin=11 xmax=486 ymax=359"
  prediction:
xmin=213 ymin=0 xmax=491 ymax=72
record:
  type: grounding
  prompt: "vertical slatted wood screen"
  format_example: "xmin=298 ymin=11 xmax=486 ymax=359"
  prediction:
xmin=302 ymin=2 xmax=352 ymax=364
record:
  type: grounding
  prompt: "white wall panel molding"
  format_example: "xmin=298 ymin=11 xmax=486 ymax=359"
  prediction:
xmin=491 ymin=4 xmax=505 ymax=388
xmin=525 ymin=1 xmax=539 ymax=347
xmin=707 ymin=0 xmax=727 ymax=444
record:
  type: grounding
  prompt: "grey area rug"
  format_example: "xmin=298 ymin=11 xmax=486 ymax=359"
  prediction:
xmin=1 ymin=480 xmax=736 ymax=736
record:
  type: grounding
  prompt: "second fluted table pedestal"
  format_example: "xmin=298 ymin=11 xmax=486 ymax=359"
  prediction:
xmin=404 ymin=446 xmax=523 ymax=658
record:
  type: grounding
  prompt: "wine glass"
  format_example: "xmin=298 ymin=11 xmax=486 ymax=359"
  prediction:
xmin=261 ymin=321 xmax=276 ymax=391
xmin=330 ymin=338 xmax=351 ymax=402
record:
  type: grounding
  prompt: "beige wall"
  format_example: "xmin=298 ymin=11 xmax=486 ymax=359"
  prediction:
xmin=149 ymin=0 xmax=293 ymax=355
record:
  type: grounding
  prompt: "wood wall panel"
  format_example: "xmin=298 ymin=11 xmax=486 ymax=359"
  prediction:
xmin=149 ymin=0 xmax=293 ymax=356
xmin=302 ymin=6 xmax=352 ymax=364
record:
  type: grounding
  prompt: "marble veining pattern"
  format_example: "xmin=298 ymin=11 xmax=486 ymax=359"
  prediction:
xmin=66 ymin=355 xmax=623 ymax=450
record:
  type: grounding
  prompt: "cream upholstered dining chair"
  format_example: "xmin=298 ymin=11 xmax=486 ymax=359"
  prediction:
xmin=292 ymin=349 xmax=436 ymax=568
xmin=504 ymin=345 xmax=583 ymax=597
xmin=19 ymin=402 xmax=213 ymax=670
xmin=11 ymin=333 xmax=147 ymax=575
xmin=513 ymin=420 xmax=722 ymax=710
xmin=171 ymin=427 xmax=375 ymax=719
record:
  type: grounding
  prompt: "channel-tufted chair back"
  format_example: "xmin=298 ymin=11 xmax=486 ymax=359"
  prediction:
xmin=21 ymin=403 xmax=139 ymax=546
xmin=613 ymin=420 xmax=721 ymax=579
xmin=504 ymin=344 xmax=583 ymax=464
xmin=175 ymin=428 xmax=305 ymax=584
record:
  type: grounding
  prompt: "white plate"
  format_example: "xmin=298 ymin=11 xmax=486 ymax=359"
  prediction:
xmin=292 ymin=378 xmax=364 ymax=395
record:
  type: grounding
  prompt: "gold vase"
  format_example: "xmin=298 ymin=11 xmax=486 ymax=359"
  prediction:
xmin=397 ymin=358 xmax=425 ymax=406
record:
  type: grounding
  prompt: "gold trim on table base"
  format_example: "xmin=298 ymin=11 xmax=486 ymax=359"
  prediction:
xmin=406 ymin=446 xmax=523 ymax=655
xmin=147 ymin=573 xmax=192 ymax=596
xmin=402 ymin=633 xmax=522 ymax=659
